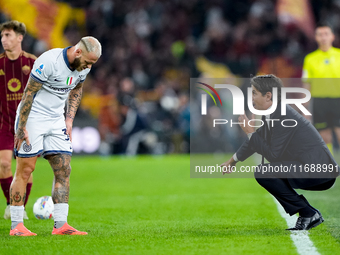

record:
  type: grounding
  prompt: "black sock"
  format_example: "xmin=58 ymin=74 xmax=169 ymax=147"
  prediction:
xmin=299 ymin=206 xmax=316 ymax=217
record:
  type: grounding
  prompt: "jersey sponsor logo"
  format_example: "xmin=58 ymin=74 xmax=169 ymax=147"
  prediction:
xmin=0 ymin=69 xmax=4 ymax=75
xmin=23 ymin=142 xmax=32 ymax=152
xmin=66 ymin=77 xmax=73 ymax=85
xmin=49 ymin=86 xmax=72 ymax=93
xmin=22 ymin=65 xmax=31 ymax=75
xmin=35 ymin=63 xmax=44 ymax=75
xmin=7 ymin=93 xmax=23 ymax=101
xmin=7 ymin=78 xmax=22 ymax=92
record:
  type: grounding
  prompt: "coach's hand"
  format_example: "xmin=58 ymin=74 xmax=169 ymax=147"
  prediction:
xmin=14 ymin=127 xmax=30 ymax=151
xmin=238 ymin=114 xmax=255 ymax=135
xmin=220 ymin=157 xmax=237 ymax=175
xmin=65 ymin=118 xmax=73 ymax=142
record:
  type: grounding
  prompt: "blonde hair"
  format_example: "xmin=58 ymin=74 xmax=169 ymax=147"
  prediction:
xmin=77 ymin=36 xmax=102 ymax=58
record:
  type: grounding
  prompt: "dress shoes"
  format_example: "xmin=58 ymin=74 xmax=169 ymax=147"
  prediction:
xmin=286 ymin=211 xmax=324 ymax=230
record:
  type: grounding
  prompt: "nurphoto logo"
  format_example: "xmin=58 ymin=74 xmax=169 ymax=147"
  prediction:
xmin=197 ymin=83 xmax=312 ymax=128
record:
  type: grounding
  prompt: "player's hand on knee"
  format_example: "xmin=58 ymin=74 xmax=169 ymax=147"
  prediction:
xmin=14 ymin=127 xmax=30 ymax=150
xmin=65 ymin=119 xmax=73 ymax=142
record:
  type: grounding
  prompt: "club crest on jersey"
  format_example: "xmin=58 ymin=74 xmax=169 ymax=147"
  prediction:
xmin=7 ymin=78 xmax=21 ymax=92
xmin=35 ymin=63 xmax=44 ymax=75
xmin=23 ymin=142 xmax=32 ymax=152
xmin=66 ymin=77 xmax=73 ymax=86
xmin=22 ymin=65 xmax=31 ymax=75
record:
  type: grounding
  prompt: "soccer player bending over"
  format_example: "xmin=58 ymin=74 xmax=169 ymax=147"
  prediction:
xmin=9 ymin=36 xmax=101 ymax=236
xmin=221 ymin=74 xmax=339 ymax=231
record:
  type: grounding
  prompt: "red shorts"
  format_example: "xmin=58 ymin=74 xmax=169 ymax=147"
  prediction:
xmin=0 ymin=131 xmax=14 ymax=151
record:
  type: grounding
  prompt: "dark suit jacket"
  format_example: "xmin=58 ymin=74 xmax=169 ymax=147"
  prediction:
xmin=236 ymin=104 xmax=339 ymax=189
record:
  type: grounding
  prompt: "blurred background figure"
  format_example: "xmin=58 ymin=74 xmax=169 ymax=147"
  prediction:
xmin=1 ymin=0 xmax=340 ymax=155
xmin=302 ymin=23 xmax=340 ymax=155
xmin=117 ymin=93 xmax=149 ymax=156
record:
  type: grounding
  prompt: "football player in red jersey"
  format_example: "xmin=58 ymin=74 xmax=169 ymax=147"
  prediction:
xmin=0 ymin=20 xmax=36 ymax=220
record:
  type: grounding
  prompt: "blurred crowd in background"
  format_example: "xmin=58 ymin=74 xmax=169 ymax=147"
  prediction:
xmin=1 ymin=0 xmax=340 ymax=155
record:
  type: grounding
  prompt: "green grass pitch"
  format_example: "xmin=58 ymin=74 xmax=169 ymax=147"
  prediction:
xmin=1 ymin=155 xmax=340 ymax=254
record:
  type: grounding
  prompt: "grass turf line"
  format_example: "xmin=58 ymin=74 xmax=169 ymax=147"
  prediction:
xmin=0 ymin=155 xmax=338 ymax=254
xmin=304 ymin=152 xmax=340 ymax=255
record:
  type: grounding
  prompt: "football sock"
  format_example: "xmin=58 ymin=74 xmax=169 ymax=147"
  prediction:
xmin=0 ymin=176 xmax=13 ymax=205
xmin=54 ymin=203 xmax=69 ymax=229
xmin=327 ymin=143 xmax=333 ymax=155
xmin=24 ymin=183 xmax=32 ymax=207
xmin=10 ymin=205 xmax=24 ymax=229
xmin=54 ymin=221 xmax=67 ymax=229
xmin=299 ymin=205 xmax=316 ymax=217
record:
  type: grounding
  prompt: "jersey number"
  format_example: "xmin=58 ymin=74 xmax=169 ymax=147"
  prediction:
xmin=62 ymin=128 xmax=70 ymax=141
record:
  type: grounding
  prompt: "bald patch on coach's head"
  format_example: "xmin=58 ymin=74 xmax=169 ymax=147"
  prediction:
xmin=77 ymin=36 xmax=102 ymax=59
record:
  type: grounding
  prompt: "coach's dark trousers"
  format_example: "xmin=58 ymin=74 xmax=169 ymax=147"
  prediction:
xmin=254 ymin=161 xmax=336 ymax=215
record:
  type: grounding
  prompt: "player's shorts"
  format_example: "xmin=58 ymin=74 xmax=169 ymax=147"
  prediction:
xmin=14 ymin=115 xmax=72 ymax=158
xmin=0 ymin=130 xmax=14 ymax=151
xmin=313 ymin=98 xmax=340 ymax=130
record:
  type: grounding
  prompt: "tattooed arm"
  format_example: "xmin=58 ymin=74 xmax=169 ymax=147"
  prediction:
xmin=14 ymin=77 xmax=43 ymax=150
xmin=65 ymin=82 xmax=83 ymax=141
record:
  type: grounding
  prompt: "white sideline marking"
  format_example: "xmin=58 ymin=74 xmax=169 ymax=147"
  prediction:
xmin=273 ymin=197 xmax=321 ymax=255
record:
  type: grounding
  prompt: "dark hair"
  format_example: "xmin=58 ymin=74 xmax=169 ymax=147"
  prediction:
xmin=315 ymin=22 xmax=334 ymax=33
xmin=251 ymin=74 xmax=283 ymax=101
xmin=0 ymin=20 xmax=26 ymax=37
